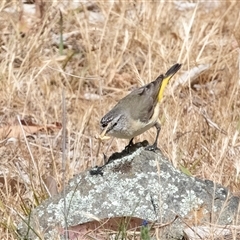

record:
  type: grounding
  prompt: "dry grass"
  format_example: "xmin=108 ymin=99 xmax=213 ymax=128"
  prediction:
xmin=0 ymin=0 xmax=240 ymax=239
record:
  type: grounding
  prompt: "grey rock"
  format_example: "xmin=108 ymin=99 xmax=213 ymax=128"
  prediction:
xmin=18 ymin=141 xmax=240 ymax=239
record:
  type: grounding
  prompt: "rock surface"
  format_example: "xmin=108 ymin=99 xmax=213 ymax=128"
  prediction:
xmin=18 ymin=141 xmax=240 ymax=239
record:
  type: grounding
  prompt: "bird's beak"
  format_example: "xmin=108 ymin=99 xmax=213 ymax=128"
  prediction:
xmin=97 ymin=122 xmax=111 ymax=141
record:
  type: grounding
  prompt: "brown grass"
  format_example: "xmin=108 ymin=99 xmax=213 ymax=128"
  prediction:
xmin=0 ymin=0 xmax=240 ymax=239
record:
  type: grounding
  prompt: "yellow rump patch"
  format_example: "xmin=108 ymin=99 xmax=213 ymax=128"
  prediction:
xmin=158 ymin=75 xmax=171 ymax=102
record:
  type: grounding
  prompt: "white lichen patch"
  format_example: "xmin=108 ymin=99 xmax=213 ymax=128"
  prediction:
xmin=178 ymin=189 xmax=204 ymax=216
xmin=68 ymin=175 xmax=82 ymax=187
xmin=166 ymin=183 xmax=179 ymax=193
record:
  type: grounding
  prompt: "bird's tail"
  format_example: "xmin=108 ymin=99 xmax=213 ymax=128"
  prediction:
xmin=158 ymin=63 xmax=182 ymax=101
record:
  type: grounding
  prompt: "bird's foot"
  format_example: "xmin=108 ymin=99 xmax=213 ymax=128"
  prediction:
xmin=124 ymin=138 xmax=134 ymax=153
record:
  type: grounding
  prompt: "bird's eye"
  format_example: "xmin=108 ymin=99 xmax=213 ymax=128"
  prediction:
xmin=101 ymin=121 xmax=108 ymax=128
xmin=101 ymin=120 xmax=106 ymax=127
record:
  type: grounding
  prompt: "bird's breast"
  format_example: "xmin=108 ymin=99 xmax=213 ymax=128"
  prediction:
xmin=108 ymin=102 xmax=160 ymax=139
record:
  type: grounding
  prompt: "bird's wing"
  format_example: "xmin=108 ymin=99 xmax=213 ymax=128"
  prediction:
xmin=118 ymin=76 xmax=163 ymax=123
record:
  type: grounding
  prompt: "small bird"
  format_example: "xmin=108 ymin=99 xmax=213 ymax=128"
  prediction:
xmin=100 ymin=63 xmax=182 ymax=150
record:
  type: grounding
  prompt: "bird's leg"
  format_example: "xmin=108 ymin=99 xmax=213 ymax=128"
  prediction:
xmin=128 ymin=138 xmax=134 ymax=147
xmin=125 ymin=138 xmax=134 ymax=152
xmin=145 ymin=122 xmax=161 ymax=151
